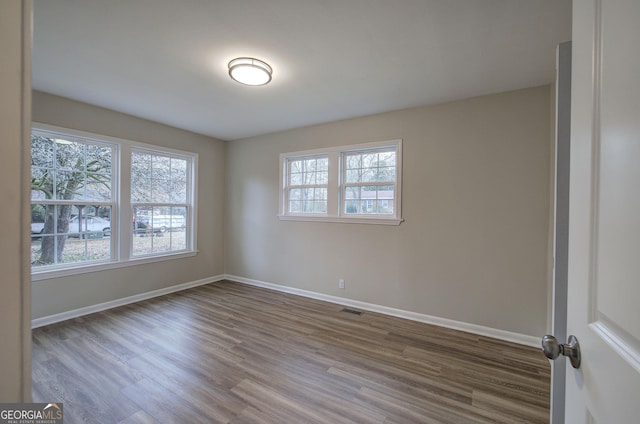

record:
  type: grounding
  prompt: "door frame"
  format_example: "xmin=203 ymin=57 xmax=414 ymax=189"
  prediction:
xmin=0 ymin=0 xmax=32 ymax=402
xmin=550 ymin=41 xmax=572 ymax=424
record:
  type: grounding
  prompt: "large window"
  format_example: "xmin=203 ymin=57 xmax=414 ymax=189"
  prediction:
xmin=31 ymin=125 xmax=196 ymax=278
xmin=279 ymin=139 xmax=402 ymax=225
xmin=30 ymin=132 xmax=115 ymax=268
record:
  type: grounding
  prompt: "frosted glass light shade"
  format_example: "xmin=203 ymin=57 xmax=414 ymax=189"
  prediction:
xmin=228 ymin=57 xmax=272 ymax=86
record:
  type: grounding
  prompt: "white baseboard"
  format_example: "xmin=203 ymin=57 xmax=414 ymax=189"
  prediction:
xmin=225 ymin=274 xmax=540 ymax=348
xmin=31 ymin=275 xmax=226 ymax=328
xmin=32 ymin=273 xmax=541 ymax=348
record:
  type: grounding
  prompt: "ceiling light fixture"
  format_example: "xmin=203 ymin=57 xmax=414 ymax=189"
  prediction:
xmin=228 ymin=57 xmax=272 ymax=86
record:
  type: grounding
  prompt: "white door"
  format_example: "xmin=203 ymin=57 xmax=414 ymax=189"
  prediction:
xmin=565 ymin=0 xmax=640 ymax=421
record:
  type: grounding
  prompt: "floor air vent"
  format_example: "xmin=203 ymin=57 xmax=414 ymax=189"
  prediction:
xmin=341 ymin=308 xmax=363 ymax=316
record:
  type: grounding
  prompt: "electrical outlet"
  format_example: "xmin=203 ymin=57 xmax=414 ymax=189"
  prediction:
xmin=338 ymin=279 xmax=345 ymax=289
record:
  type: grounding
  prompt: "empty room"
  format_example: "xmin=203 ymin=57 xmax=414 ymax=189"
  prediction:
xmin=5 ymin=0 xmax=639 ymax=423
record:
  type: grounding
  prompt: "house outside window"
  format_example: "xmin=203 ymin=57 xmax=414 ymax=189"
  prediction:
xmin=342 ymin=146 xmax=397 ymax=216
xmin=279 ymin=139 xmax=402 ymax=225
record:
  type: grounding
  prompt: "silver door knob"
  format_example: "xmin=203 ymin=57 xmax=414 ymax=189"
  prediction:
xmin=542 ymin=334 xmax=581 ymax=369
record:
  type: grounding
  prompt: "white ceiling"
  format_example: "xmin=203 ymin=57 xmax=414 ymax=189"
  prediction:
xmin=33 ymin=0 xmax=572 ymax=141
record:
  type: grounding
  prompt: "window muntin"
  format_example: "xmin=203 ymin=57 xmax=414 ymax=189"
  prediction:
xmin=279 ymin=140 xmax=402 ymax=225
xmin=285 ymin=155 xmax=329 ymax=214
xmin=30 ymin=132 xmax=115 ymax=268
xmin=31 ymin=124 xmax=197 ymax=278
xmin=342 ymin=148 xmax=396 ymax=216
xmin=131 ymin=150 xmax=192 ymax=257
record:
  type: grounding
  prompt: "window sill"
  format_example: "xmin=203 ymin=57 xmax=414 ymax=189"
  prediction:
xmin=278 ymin=214 xmax=403 ymax=226
xmin=31 ymin=250 xmax=198 ymax=281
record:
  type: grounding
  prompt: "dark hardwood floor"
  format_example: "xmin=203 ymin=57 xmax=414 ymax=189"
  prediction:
xmin=32 ymin=280 xmax=550 ymax=423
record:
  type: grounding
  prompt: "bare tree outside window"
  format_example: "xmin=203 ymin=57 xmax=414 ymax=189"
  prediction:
xmin=343 ymin=149 xmax=396 ymax=215
xmin=30 ymin=134 xmax=113 ymax=266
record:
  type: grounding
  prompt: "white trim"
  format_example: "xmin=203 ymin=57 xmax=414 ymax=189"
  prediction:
xmin=279 ymin=139 xmax=403 ymax=224
xmin=225 ymin=274 xmax=540 ymax=348
xmin=278 ymin=214 xmax=403 ymax=225
xmin=31 ymin=272 xmax=539 ymax=348
xmin=32 ymin=122 xmax=197 ymax=156
xmin=31 ymin=274 xmax=224 ymax=328
xmin=31 ymin=250 xmax=198 ymax=281
xmin=30 ymin=122 xmax=199 ymax=278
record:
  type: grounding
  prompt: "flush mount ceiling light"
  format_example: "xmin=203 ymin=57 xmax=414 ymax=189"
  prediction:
xmin=228 ymin=57 xmax=272 ymax=86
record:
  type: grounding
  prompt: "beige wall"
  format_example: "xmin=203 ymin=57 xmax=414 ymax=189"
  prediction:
xmin=226 ymin=86 xmax=551 ymax=337
xmin=30 ymin=85 xmax=552 ymax=338
xmin=0 ymin=0 xmax=31 ymax=402
xmin=31 ymin=91 xmax=226 ymax=319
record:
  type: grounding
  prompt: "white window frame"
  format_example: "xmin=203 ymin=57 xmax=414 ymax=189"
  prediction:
xmin=283 ymin=153 xmax=329 ymax=217
xmin=30 ymin=127 xmax=119 ymax=272
xmin=278 ymin=139 xmax=403 ymax=225
xmin=31 ymin=123 xmax=198 ymax=281
xmin=130 ymin=147 xmax=196 ymax=259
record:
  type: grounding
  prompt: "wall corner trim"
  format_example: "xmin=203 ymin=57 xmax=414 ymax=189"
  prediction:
xmin=31 ymin=275 xmax=226 ymax=328
xmin=225 ymin=274 xmax=540 ymax=348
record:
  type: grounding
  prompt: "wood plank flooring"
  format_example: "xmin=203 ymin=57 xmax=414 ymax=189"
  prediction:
xmin=32 ymin=280 xmax=550 ymax=423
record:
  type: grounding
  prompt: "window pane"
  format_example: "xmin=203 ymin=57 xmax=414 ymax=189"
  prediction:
xmin=133 ymin=151 xmax=188 ymax=205
xmin=131 ymin=174 xmax=152 ymax=203
xmin=82 ymin=177 xmax=112 ymax=201
xmin=344 ymin=151 xmax=395 ymax=184
xmin=31 ymin=235 xmax=55 ymax=266
xmin=30 ymin=205 xmax=113 ymax=268
xmin=344 ymin=186 xmax=362 ymax=214
xmin=30 ymin=168 xmax=49 ymax=201
xmin=285 ymin=156 xmax=329 ymax=214
xmin=287 ymin=156 xmax=328 ymax=189
xmin=151 ymin=178 xmax=171 ymax=203
xmin=344 ymin=185 xmax=394 ymax=215
xmin=345 ymin=169 xmax=361 ymax=183
xmin=153 ymin=155 xmax=171 ymax=175
xmin=131 ymin=152 xmax=151 ymax=202
xmin=31 ymin=136 xmax=54 ymax=168
xmin=290 ymin=171 xmax=302 ymax=185
xmin=287 ymin=186 xmax=327 ymax=214
xmin=170 ymin=182 xmax=187 ymax=204
xmin=55 ymin=141 xmax=83 ymax=169
xmin=86 ymin=144 xmax=112 ymax=174
xmin=170 ymin=158 xmax=188 ymax=203
xmin=132 ymin=205 xmax=188 ymax=257
xmin=60 ymin=237 xmax=111 ymax=264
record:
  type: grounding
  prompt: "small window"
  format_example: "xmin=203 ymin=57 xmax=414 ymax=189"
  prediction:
xmin=342 ymin=147 xmax=396 ymax=216
xmin=279 ymin=139 xmax=402 ymax=225
xmin=285 ymin=155 xmax=329 ymax=214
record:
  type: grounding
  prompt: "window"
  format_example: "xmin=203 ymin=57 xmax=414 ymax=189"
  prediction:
xmin=342 ymin=147 xmax=397 ymax=216
xmin=30 ymin=132 xmax=116 ymax=268
xmin=31 ymin=124 xmax=197 ymax=278
xmin=131 ymin=150 xmax=191 ymax=256
xmin=279 ymin=139 xmax=402 ymax=225
xmin=284 ymin=155 xmax=328 ymax=214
